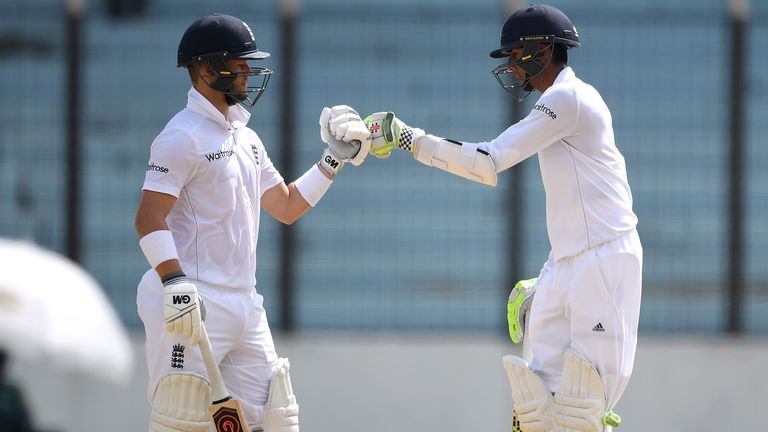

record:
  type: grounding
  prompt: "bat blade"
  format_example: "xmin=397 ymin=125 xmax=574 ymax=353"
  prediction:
xmin=199 ymin=323 xmax=250 ymax=432
xmin=210 ymin=397 xmax=249 ymax=432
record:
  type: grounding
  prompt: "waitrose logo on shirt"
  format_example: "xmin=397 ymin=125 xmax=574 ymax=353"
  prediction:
xmin=147 ymin=163 xmax=169 ymax=173
xmin=533 ymin=103 xmax=557 ymax=119
xmin=205 ymin=149 xmax=235 ymax=162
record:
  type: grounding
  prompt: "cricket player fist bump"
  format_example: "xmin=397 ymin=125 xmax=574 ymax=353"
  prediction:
xmin=318 ymin=105 xmax=372 ymax=176
xmin=162 ymin=272 xmax=204 ymax=345
xmin=364 ymin=111 xmax=498 ymax=186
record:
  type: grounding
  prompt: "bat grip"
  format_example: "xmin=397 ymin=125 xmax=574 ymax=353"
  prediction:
xmin=199 ymin=323 xmax=230 ymax=402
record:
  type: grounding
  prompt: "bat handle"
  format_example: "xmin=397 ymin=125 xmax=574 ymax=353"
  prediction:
xmin=199 ymin=323 xmax=230 ymax=402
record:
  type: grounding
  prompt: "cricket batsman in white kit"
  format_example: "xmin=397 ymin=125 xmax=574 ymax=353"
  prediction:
xmin=134 ymin=13 xmax=371 ymax=432
xmin=330 ymin=4 xmax=642 ymax=431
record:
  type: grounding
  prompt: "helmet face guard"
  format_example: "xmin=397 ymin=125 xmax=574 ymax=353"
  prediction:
xmin=491 ymin=36 xmax=554 ymax=101
xmin=194 ymin=54 xmax=272 ymax=107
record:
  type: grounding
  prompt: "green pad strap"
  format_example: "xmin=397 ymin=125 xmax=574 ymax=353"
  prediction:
xmin=602 ymin=409 xmax=621 ymax=427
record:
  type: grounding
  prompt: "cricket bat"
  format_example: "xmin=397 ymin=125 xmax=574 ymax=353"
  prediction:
xmin=199 ymin=323 xmax=250 ymax=432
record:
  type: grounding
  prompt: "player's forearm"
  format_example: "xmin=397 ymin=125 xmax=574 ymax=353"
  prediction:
xmin=135 ymin=209 xmax=170 ymax=238
xmin=281 ymin=182 xmax=313 ymax=224
xmin=264 ymin=182 xmax=314 ymax=225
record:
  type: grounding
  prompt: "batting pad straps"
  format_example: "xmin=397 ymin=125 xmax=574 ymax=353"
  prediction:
xmin=412 ymin=134 xmax=498 ymax=186
xmin=295 ymin=164 xmax=333 ymax=207
xmin=139 ymin=229 xmax=179 ymax=269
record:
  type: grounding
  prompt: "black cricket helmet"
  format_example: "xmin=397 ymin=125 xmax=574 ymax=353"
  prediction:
xmin=490 ymin=4 xmax=579 ymax=100
xmin=178 ymin=13 xmax=272 ymax=107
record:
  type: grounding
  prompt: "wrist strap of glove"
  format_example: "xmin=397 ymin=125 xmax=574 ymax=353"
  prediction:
xmin=319 ymin=147 xmax=343 ymax=176
xmin=161 ymin=271 xmax=187 ymax=286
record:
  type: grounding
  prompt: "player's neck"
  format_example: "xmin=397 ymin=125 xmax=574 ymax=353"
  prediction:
xmin=532 ymin=64 xmax=565 ymax=93
xmin=205 ymin=94 xmax=231 ymax=119
xmin=194 ymin=83 xmax=231 ymax=119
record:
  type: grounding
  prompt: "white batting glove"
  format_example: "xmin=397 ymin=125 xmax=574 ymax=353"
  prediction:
xmin=162 ymin=272 xmax=203 ymax=345
xmin=319 ymin=105 xmax=372 ymax=170
xmin=507 ymin=278 xmax=537 ymax=344
xmin=363 ymin=112 xmax=425 ymax=158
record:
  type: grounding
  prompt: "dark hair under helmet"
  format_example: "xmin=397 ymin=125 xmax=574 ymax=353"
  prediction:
xmin=177 ymin=13 xmax=272 ymax=107
xmin=489 ymin=5 xmax=579 ymax=101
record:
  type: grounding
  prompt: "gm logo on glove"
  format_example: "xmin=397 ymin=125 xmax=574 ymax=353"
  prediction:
xmin=324 ymin=155 xmax=340 ymax=169
xmin=173 ymin=295 xmax=191 ymax=305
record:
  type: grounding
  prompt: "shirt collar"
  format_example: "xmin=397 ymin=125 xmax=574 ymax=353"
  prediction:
xmin=553 ymin=66 xmax=575 ymax=86
xmin=186 ymin=87 xmax=251 ymax=130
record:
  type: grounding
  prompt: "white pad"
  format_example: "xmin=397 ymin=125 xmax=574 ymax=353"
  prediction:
xmin=554 ymin=349 xmax=607 ymax=432
xmin=262 ymin=358 xmax=300 ymax=432
xmin=413 ymin=134 xmax=498 ymax=186
xmin=149 ymin=373 xmax=211 ymax=432
xmin=502 ymin=355 xmax=558 ymax=432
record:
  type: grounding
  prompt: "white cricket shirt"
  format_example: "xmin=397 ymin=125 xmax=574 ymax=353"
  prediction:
xmin=143 ymin=88 xmax=284 ymax=289
xmin=480 ymin=67 xmax=638 ymax=260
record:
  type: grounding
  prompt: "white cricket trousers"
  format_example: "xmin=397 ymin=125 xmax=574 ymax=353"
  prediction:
xmin=137 ymin=270 xmax=279 ymax=426
xmin=527 ymin=229 xmax=642 ymax=409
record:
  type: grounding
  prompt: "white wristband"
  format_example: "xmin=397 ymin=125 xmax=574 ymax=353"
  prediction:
xmin=139 ymin=230 xmax=179 ymax=269
xmin=294 ymin=164 xmax=333 ymax=207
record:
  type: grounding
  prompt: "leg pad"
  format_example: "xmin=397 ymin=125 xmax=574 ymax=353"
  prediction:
xmin=554 ymin=350 xmax=609 ymax=432
xmin=262 ymin=358 xmax=300 ymax=432
xmin=149 ymin=373 xmax=211 ymax=432
xmin=502 ymin=355 xmax=558 ymax=432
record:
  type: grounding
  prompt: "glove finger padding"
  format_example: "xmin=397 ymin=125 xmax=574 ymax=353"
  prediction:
xmin=329 ymin=112 xmax=363 ymax=138
xmin=326 ymin=105 xmax=361 ymax=140
xmin=330 ymin=119 xmax=371 ymax=166
xmin=319 ymin=107 xmax=332 ymax=144
xmin=163 ymin=280 xmax=202 ymax=343
xmin=321 ymin=105 xmax=371 ymax=166
xmin=332 ymin=118 xmax=370 ymax=141
xmin=172 ymin=315 xmax=184 ymax=336
xmin=188 ymin=308 xmax=201 ymax=345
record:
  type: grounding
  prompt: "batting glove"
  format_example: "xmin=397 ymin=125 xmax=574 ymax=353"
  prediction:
xmin=162 ymin=272 xmax=204 ymax=345
xmin=507 ymin=277 xmax=537 ymax=344
xmin=363 ymin=112 xmax=425 ymax=158
xmin=318 ymin=105 xmax=372 ymax=175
